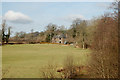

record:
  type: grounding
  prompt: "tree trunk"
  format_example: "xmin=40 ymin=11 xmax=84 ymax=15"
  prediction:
xmin=83 ymin=42 xmax=85 ymax=49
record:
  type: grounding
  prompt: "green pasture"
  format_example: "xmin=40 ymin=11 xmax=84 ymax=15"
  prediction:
xmin=2 ymin=44 xmax=91 ymax=78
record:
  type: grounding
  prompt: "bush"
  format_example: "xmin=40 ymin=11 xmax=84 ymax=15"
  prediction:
xmin=41 ymin=55 xmax=88 ymax=78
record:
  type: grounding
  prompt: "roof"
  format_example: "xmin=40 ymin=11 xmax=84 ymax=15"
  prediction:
xmin=53 ymin=34 xmax=66 ymax=38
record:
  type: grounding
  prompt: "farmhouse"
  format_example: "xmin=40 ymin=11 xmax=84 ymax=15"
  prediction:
xmin=52 ymin=34 xmax=67 ymax=44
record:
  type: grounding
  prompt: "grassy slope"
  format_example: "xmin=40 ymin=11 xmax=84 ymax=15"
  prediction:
xmin=0 ymin=47 xmax=1 ymax=79
xmin=2 ymin=44 xmax=91 ymax=78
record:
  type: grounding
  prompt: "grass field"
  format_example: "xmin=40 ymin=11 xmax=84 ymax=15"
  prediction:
xmin=2 ymin=44 xmax=91 ymax=78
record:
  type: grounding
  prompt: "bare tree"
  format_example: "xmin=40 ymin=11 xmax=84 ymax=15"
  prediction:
xmin=1 ymin=20 xmax=11 ymax=44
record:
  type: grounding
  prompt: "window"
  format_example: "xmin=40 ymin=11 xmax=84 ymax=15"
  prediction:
xmin=59 ymin=41 xmax=61 ymax=43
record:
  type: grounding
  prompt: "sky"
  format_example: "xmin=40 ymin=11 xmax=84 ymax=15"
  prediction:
xmin=0 ymin=2 xmax=114 ymax=36
xmin=1 ymin=0 xmax=115 ymax=2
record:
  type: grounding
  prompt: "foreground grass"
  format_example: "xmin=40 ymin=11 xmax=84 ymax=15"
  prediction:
xmin=2 ymin=44 xmax=91 ymax=78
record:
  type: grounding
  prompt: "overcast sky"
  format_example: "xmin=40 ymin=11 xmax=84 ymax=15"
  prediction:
xmin=0 ymin=2 xmax=114 ymax=36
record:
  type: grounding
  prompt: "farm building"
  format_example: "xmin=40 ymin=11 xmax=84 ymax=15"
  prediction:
xmin=52 ymin=34 xmax=67 ymax=44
